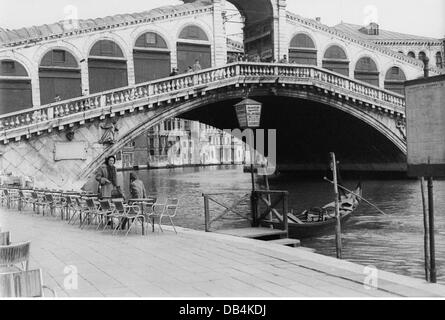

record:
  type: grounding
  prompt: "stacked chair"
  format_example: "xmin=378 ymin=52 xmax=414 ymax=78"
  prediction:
xmin=0 ymin=230 xmax=55 ymax=298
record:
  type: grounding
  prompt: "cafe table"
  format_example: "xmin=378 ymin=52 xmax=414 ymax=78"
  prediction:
xmin=128 ymin=198 xmax=157 ymax=233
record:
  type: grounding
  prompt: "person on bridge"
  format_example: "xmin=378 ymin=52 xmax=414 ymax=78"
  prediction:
xmin=95 ymin=155 xmax=119 ymax=199
xmin=170 ymin=68 xmax=178 ymax=76
xmin=193 ymin=59 xmax=202 ymax=72
xmin=279 ymin=55 xmax=288 ymax=63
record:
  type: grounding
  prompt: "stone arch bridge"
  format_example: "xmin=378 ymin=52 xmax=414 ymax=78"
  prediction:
xmin=0 ymin=62 xmax=407 ymax=189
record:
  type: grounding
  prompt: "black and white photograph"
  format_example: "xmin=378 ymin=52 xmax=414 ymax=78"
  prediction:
xmin=0 ymin=0 xmax=444 ymax=303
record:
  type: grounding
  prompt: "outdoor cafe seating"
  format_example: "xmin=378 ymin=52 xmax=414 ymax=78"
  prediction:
xmin=0 ymin=186 xmax=180 ymax=238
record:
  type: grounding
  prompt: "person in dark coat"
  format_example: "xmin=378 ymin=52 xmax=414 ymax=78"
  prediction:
xmin=130 ymin=173 xmax=147 ymax=199
xmin=95 ymin=155 xmax=118 ymax=199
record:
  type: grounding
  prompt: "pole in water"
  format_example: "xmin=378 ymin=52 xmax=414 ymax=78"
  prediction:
xmin=420 ymin=177 xmax=430 ymax=282
xmin=427 ymin=177 xmax=436 ymax=283
xmin=330 ymin=152 xmax=342 ymax=259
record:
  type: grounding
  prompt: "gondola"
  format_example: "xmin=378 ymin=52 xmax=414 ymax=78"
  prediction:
xmin=262 ymin=183 xmax=362 ymax=239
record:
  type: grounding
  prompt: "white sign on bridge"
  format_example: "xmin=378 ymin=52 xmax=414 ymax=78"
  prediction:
xmin=405 ymin=74 xmax=445 ymax=177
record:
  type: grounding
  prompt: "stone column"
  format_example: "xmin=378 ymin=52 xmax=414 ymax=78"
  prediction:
xmin=127 ymin=49 xmax=136 ymax=87
xmin=273 ymin=0 xmax=288 ymax=62
xmin=212 ymin=0 xmax=227 ymax=67
xmin=80 ymin=59 xmax=90 ymax=96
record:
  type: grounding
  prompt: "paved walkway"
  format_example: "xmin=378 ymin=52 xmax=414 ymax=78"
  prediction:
xmin=1 ymin=207 xmax=445 ymax=298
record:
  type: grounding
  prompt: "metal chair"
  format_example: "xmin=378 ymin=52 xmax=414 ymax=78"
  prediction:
xmin=0 ymin=269 xmax=56 ymax=297
xmin=160 ymin=198 xmax=179 ymax=234
xmin=1 ymin=189 xmax=19 ymax=209
xmin=0 ymin=241 xmax=31 ymax=272
xmin=68 ymin=197 xmax=86 ymax=225
xmin=112 ymin=201 xmax=144 ymax=236
xmin=80 ymin=198 xmax=100 ymax=229
xmin=97 ymin=200 xmax=116 ymax=231
xmin=145 ymin=197 xmax=167 ymax=233
xmin=30 ymin=191 xmax=45 ymax=214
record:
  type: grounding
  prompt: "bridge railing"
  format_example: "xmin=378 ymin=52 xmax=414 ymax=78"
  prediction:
xmin=0 ymin=62 xmax=405 ymax=139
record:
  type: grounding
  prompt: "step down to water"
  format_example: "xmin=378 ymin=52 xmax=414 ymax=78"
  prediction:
xmin=267 ymin=238 xmax=301 ymax=247
xmin=215 ymin=227 xmax=287 ymax=240
xmin=298 ymin=247 xmax=316 ymax=253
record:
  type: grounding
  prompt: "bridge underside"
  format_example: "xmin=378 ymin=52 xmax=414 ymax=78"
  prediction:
xmin=181 ymin=96 xmax=407 ymax=174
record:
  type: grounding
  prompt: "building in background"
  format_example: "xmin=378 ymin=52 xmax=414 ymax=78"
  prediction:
xmin=334 ymin=22 xmax=444 ymax=69
xmin=119 ymin=119 xmax=247 ymax=169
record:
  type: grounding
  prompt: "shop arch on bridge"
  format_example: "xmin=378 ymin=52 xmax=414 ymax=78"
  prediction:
xmin=133 ymin=31 xmax=171 ymax=83
xmin=354 ymin=56 xmax=379 ymax=87
xmin=88 ymin=39 xmax=128 ymax=94
xmin=322 ymin=44 xmax=350 ymax=76
xmin=0 ymin=59 xmax=32 ymax=114
xmin=38 ymin=49 xmax=82 ymax=105
xmin=384 ymin=66 xmax=406 ymax=95
xmin=288 ymin=33 xmax=317 ymax=66
xmin=176 ymin=24 xmax=211 ymax=74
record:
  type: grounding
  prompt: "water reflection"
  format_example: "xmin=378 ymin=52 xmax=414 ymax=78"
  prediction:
xmin=118 ymin=166 xmax=444 ymax=283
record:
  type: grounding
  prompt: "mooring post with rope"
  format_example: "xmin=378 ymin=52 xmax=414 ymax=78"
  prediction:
xmin=330 ymin=152 xmax=342 ymax=259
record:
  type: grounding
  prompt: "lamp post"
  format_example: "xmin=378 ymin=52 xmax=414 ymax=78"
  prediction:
xmin=234 ymin=98 xmax=262 ymax=226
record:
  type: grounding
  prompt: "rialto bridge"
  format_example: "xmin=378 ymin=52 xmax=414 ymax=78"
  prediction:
xmin=0 ymin=0 xmax=443 ymax=189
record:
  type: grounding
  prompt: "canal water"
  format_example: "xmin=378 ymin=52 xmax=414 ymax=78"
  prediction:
xmin=119 ymin=165 xmax=445 ymax=284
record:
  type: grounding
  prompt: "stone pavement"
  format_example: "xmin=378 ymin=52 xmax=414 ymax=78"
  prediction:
xmin=1 ymin=207 xmax=445 ymax=298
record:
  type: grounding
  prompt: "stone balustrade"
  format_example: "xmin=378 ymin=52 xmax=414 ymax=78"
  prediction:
xmin=0 ymin=62 xmax=406 ymax=142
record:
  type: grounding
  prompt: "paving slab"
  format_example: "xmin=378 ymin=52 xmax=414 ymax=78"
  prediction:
xmin=1 ymin=207 xmax=445 ymax=298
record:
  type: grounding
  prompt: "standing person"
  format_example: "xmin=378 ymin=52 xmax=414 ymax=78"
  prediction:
xmin=125 ymin=173 xmax=148 ymax=230
xmin=169 ymin=67 xmax=178 ymax=76
xmin=130 ymin=173 xmax=147 ymax=199
xmin=95 ymin=155 xmax=119 ymax=199
xmin=193 ymin=59 xmax=202 ymax=72
xmin=280 ymin=54 xmax=288 ymax=63
xmin=186 ymin=66 xmax=194 ymax=73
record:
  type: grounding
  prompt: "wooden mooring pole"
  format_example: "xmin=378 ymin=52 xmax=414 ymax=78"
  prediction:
xmin=330 ymin=152 xmax=342 ymax=259
xmin=203 ymin=194 xmax=210 ymax=232
xmin=427 ymin=177 xmax=437 ymax=283
xmin=420 ymin=177 xmax=430 ymax=282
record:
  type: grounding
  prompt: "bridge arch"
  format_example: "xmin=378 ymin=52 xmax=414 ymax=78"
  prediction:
xmin=322 ymin=43 xmax=350 ymax=76
xmin=288 ymin=32 xmax=317 ymax=66
xmin=81 ymin=88 xmax=406 ymax=179
xmin=223 ymin=0 xmax=275 ymax=24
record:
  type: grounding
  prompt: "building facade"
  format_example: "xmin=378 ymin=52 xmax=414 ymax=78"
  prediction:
xmin=118 ymin=118 xmax=246 ymax=169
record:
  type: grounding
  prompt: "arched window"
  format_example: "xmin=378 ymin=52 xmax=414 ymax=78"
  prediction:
xmin=177 ymin=25 xmax=211 ymax=74
xmin=179 ymin=25 xmax=209 ymax=41
xmin=322 ymin=45 xmax=349 ymax=76
xmin=407 ymin=51 xmax=416 ymax=58
xmin=289 ymin=33 xmax=317 ymax=65
xmin=88 ymin=40 xmax=128 ymax=94
xmin=354 ymin=57 xmax=379 ymax=87
xmin=39 ymin=49 xmax=81 ymax=105
xmin=384 ymin=67 xmax=406 ymax=95
xmin=0 ymin=60 xmax=32 ymax=114
xmin=418 ymin=51 xmax=427 ymax=62
xmin=436 ymin=52 xmax=443 ymax=68
xmin=133 ymin=32 xmax=171 ymax=83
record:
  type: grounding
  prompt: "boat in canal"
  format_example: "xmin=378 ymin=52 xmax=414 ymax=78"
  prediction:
xmin=263 ymin=183 xmax=362 ymax=239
